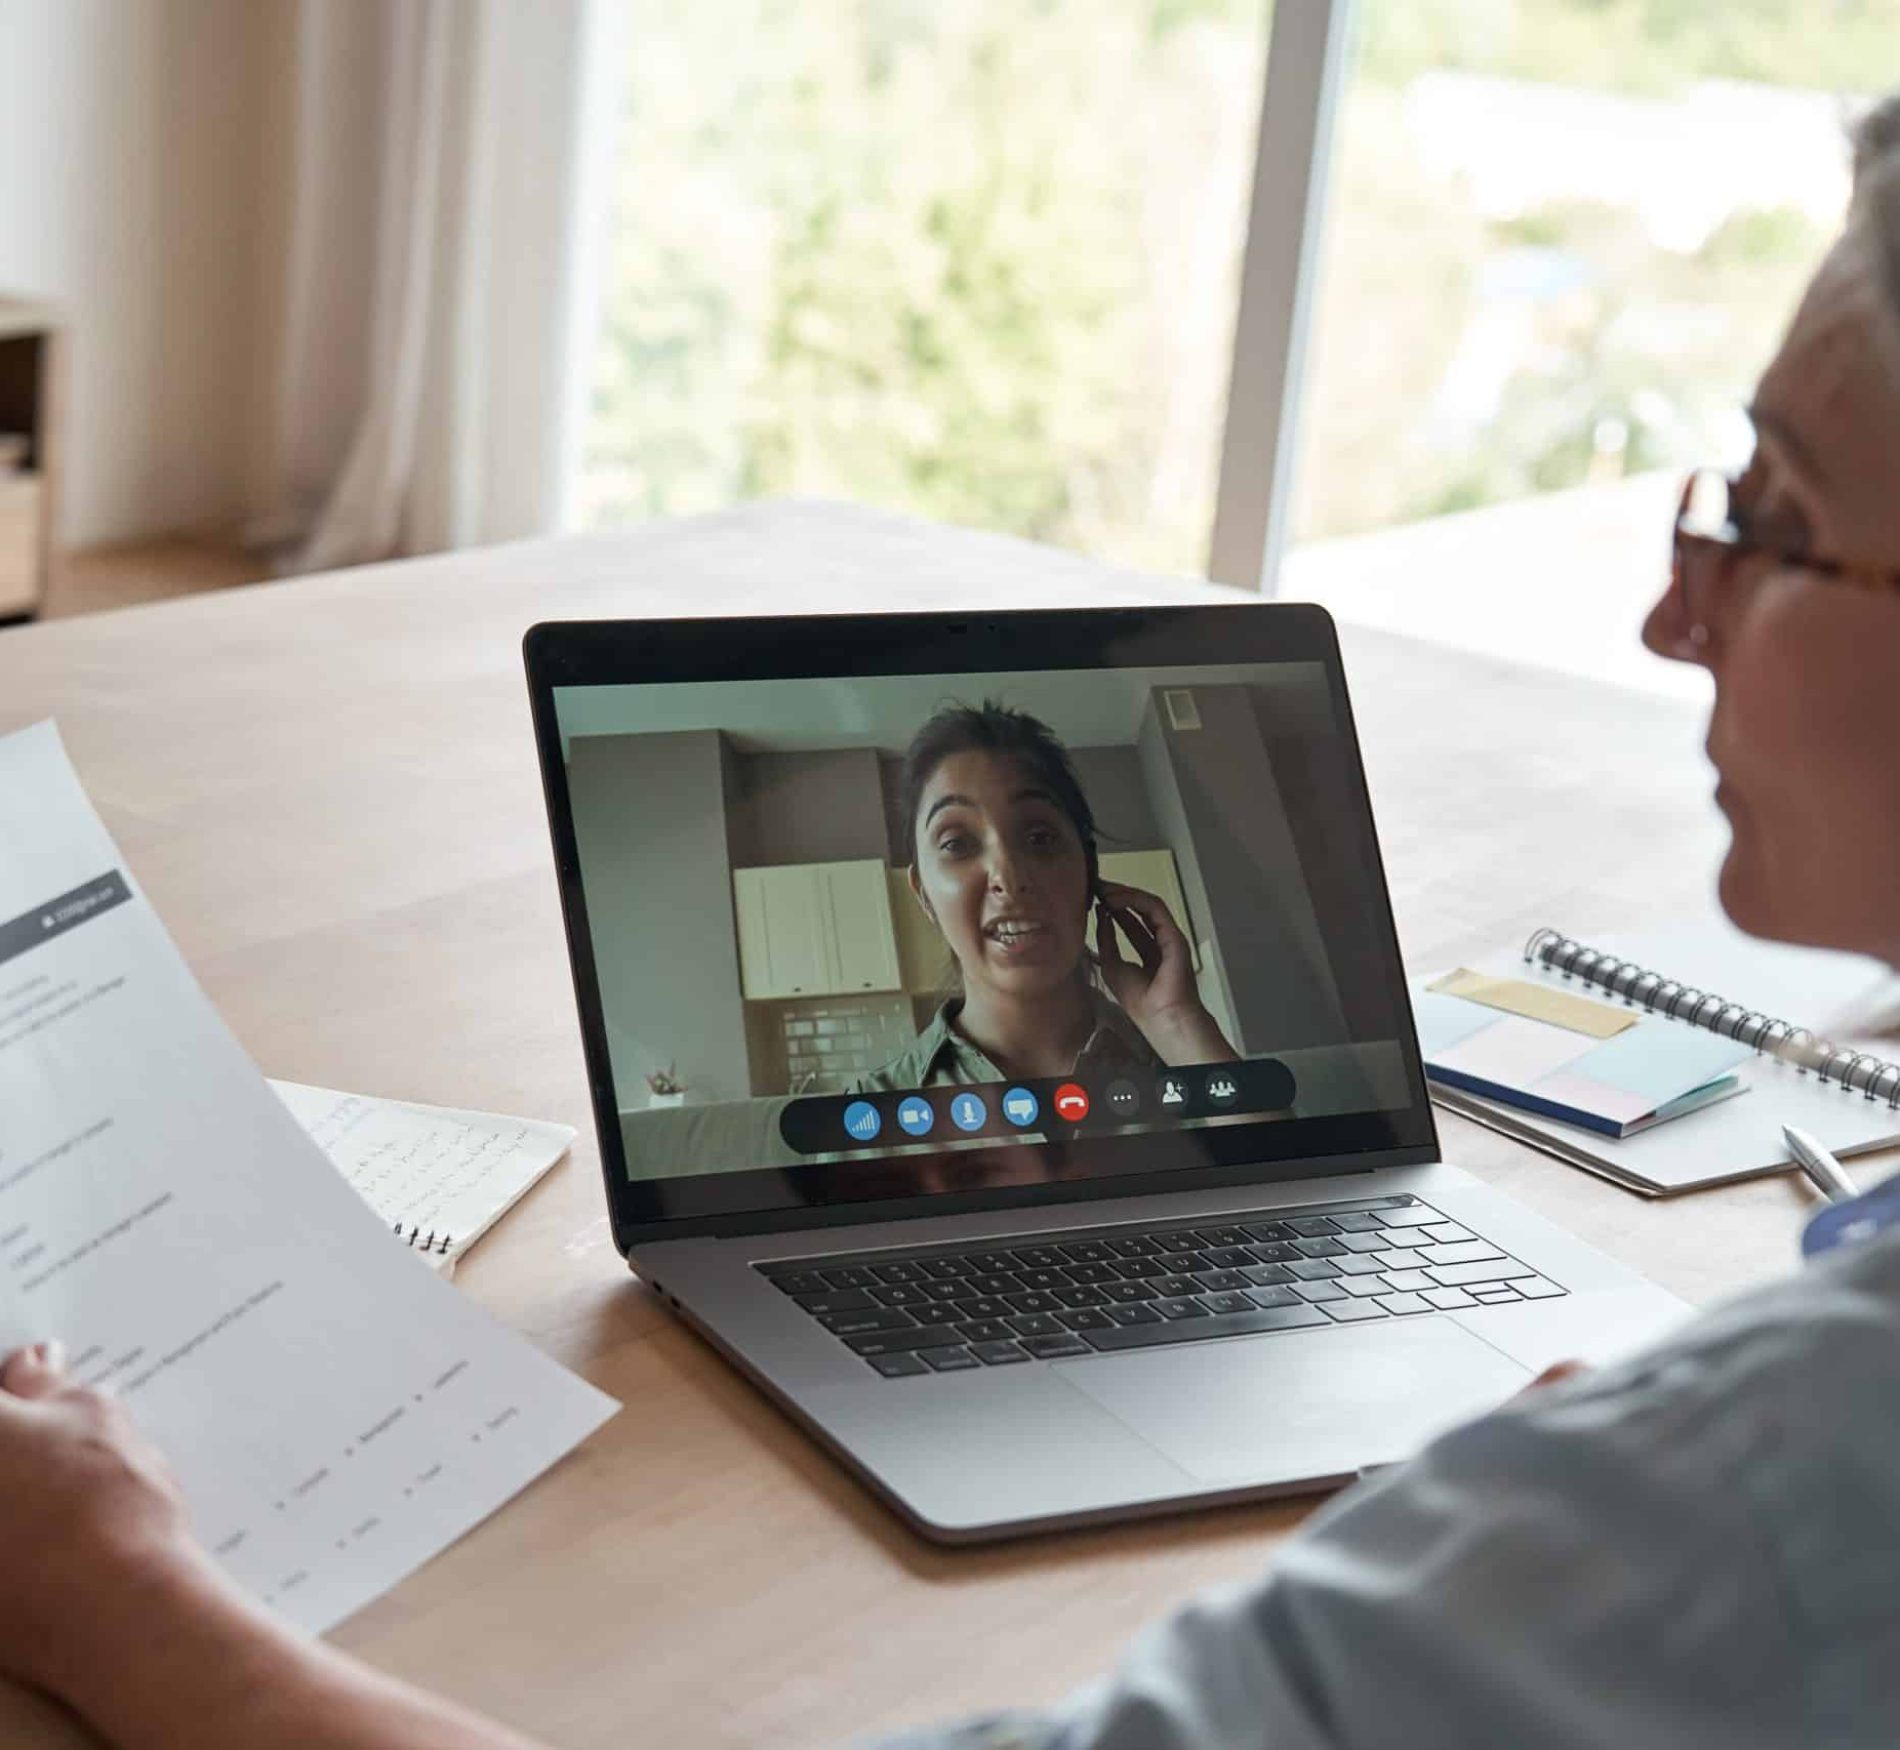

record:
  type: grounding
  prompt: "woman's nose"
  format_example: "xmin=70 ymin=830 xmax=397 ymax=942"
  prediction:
xmin=986 ymin=846 xmax=1028 ymax=894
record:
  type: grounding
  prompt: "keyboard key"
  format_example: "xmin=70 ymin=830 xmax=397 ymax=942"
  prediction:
xmin=1022 ymin=1333 xmax=1092 ymax=1359
xmin=921 ymin=1298 xmax=970 ymax=1323
xmin=1247 ymin=1285 xmax=1301 ymax=1309
xmin=1423 ymin=1286 xmax=1477 ymax=1310
xmin=1241 ymin=1220 xmax=1296 ymax=1243
xmin=1015 ymin=1269 xmax=1070 ymax=1292
xmin=1154 ymin=1297 xmax=1208 ymax=1319
xmin=1008 ymin=1312 xmax=1063 ymax=1337
xmin=769 ymin=1270 xmax=829 ymax=1296
xmin=1377 ymin=1206 xmax=1440 ymax=1228
xmin=1107 ymin=1304 xmax=1163 ymax=1326
xmin=1330 ymin=1212 xmax=1386 ymax=1233
xmin=1107 ymin=1235 xmax=1162 ymax=1257
xmin=1117 ymin=1256 xmax=1167 ymax=1279
xmin=1428 ymin=1260 xmax=1537 ymax=1288
xmin=967 ymin=1272 xmax=1023 ymax=1295
xmin=967 ymin=1252 xmax=1018 ymax=1273
xmin=1168 ymin=1251 xmax=1213 ymax=1273
xmin=1341 ymin=1276 xmax=1389 ymax=1298
xmin=1382 ymin=1269 xmax=1434 ymax=1292
xmin=823 ymin=1266 xmax=876 ymax=1289
xmin=820 ymin=1308 xmax=918 ymax=1335
xmin=1059 ymin=1240 xmax=1112 ymax=1263
xmin=1196 ymin=1228 xmax=1253 ymax=1249
xmin=1288 ymin=1259 xmax=1341 ymax=1281
xmin=921 ymin=1257 xmax=971 ymax=1280
xmin=1335 ymin=1255 xmax=1387 ymax=1277
xmin=1323 ymin=1298 xmax=1389 ymax=1323
xmin=1064 ymin=1262 xmax=1120 ymax=1286
xmin=871 ymin=1284 xmax=934 ymax=1307
xmin=1006 ymin=1290 xmax=1062 ymax=1315
xmin=1010 ymin=1246 xmax=1064 ymax=1269
xmin=1154 ymin=1230 xmax=1203 ymax=1252
xmin=846 ymin=1324 xmax=965 ymax=1356
xmin=1201 ymin=1290 xmax=1256 ymax=1315
xmin=1419 ymin=1241 xmax=1505 ymax=1268
xmin=868 ymin=1352 xmax=930 ymax=1377
xmin=1422 ymin=1223 xmax=1474 ymax=1245
xmin=1376 ymin=1292 xmax=1431 ymax=1316
xmin=1084 ymin=1303 xmax=1331 ymax=1351
xmin=1287 ymin=1216 xmax=1342 ymax=1237
xmin=1470 ymin=1285 xmax=1522 ymax=1303
xmin=1248 ymin=1242 xmax=1301 ymax=1265
xmin=921 ymin=1345 xmax=981 ymax=1372
xmin=1337 ymin=1232 xmax=1388 ymax=1254
xmin=971 ymin=1341 xmax=1030 ymax=1366
xmin=1242 ymin=1262 xmax=1296 ymax=1286
xmin=1374 ymin=1249 xmax=1428 ymax=1271
xmin=1055 ymin=1286 xmax=1108 ymax=1309
xmin=1514 ymin=1276 xmax=1566 ymax=1299
xmin=1293 ymin=1238 xmax=1346 ymax=1259
xmin=1196 ymin=1269 xmax=1251 ymax=1292
xmin=1203 ymin=1246 xmax=1256 ymax=1269
xmin=874 ymin=1261 xmax=925 ymax=1284
xmin=1156 ymin=1274 xmax=1204 ymax=1298
xmin=957 ymin=1320 xmax=1013 ymax=1344
xmin=795 ymin=1288 xmax=876 ymax=1314
xmin=1058 ymin=1308 xmax=1115 ymax=1332
xmin=954 ymin=1297 xmax=1013 ymax=1321
xmin=1293 ymin=1279 xmax=1347 ymax=1302
xmin=1104 ymin=1281 xmax=1158 ymax=1303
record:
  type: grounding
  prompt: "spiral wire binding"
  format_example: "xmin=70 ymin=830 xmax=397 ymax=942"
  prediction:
xmin=392 ymin=1221 xmax=454 ymax=1256
xmin=1521 ymin=928 xmax=1900 ymax=1108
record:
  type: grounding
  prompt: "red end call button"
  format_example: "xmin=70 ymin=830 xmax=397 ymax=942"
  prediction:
xmin=1052 ymin=1082 xmax=1090 ymax=1123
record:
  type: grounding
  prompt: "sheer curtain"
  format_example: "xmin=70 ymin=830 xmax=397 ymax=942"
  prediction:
xmin=258 ymin=0 xmax=622 ymax=572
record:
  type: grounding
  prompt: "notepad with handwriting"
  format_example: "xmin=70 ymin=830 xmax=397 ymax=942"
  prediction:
xmin=272 ymin=1082 xmax=573 ymax=1266
xmin=1417 ymin=921 xmax=1900 ymax=1195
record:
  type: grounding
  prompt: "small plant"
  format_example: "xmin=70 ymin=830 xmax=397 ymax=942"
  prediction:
xmin=646 ymin=1063 xmax=686 ymax=1096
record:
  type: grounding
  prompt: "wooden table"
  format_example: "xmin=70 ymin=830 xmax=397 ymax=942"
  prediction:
xmin=0 ymin=501 xmax=1825 ymax=1748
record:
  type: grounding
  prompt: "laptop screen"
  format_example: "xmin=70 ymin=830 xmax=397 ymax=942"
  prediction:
xmin=533 ymin=610 xmax=1434 ymax=1235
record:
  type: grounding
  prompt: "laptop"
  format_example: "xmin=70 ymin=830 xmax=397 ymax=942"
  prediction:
xmin=524 ymin=604 xmax=1686 ymax=1541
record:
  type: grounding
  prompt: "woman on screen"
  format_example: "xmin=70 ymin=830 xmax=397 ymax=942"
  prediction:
xmin=856 ymin=701 xmax=1239 ymax=1090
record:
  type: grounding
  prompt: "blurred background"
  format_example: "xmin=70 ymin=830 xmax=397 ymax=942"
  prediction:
xmin=2 ymin=0 xmax=1894 ymax=691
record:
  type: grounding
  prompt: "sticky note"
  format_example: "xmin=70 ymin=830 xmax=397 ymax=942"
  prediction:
xmin=1429 ymin=968 xmax=1637 ymax=1040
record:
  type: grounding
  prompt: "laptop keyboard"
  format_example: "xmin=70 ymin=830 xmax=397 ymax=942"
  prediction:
xmin=754 ymin=1194 xmax=1566 ymax=1378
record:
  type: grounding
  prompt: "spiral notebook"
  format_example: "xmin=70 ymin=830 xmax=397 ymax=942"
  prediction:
xmin=1421 ymin=922 xmax=1900 ymax=1195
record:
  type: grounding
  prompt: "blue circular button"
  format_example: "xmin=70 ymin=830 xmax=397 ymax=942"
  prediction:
xmin=1000 ymin=1086 xmax=1040 ymax=1127
xmin=949 ymin=1091 xmax=988 ymax=1132
xmin=896 ymin=1095 xmax=935 ymax=1137
xmin=842 ymin=1100 xmax=882 ymax=1142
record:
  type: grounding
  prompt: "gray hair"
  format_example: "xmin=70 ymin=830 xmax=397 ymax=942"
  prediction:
xmin=1852 ymin=92 xmax=1900 ymax=355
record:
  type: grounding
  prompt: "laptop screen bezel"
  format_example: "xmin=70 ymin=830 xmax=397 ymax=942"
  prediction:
xmin=524 ymin=605 xmax=1441 ymax=1251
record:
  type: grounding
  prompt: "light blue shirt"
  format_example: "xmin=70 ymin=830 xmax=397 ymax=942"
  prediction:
xmin=870 ymin=1211 xmax=1900 ymax=1749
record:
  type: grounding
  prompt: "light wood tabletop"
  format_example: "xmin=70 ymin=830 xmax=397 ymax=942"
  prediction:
xmin=0 ymin=501 xmax=1834 ymax=1749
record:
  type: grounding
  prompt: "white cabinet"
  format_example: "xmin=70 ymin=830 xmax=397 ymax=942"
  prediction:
xmin=732 ymin=859 xmax=902 ymax=999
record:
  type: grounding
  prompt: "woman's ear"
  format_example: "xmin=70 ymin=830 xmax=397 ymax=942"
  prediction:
xmin=907 ymin=862 xmax=936 ymax=924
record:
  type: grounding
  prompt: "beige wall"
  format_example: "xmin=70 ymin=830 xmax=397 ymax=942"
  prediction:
xmin=0 ymin=0 xmax=285 ymax=545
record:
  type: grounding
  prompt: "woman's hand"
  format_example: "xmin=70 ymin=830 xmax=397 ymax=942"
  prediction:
xmin=1094 ymin=881 xmax=1239 ymax=1066
xmin=0 ymin=1342 xmax=199 ymax=1696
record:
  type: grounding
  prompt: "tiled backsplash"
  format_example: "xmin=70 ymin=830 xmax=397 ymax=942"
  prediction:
xmin=781 ymin=994 xmax=917 ymax=1092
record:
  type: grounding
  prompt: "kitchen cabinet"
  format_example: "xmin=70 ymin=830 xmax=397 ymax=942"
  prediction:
xmin=733 ymin=859 xmax=902 ymax=999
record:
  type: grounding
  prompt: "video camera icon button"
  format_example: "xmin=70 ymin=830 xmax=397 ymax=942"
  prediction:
xmin=950 ymin=1092 xmax=989 ymax=1133
xmin=1001 ymin=1087 xmax=1040 ymax=1127
xmin=896 ymin=1096 xmax=935 ymax=1137
xmin=842 ymin=1100 xmax=883 ymax=1142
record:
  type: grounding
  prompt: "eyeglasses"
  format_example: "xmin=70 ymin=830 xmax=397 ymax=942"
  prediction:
xmin=1672 ymin=467 xmax=1900 ymax=641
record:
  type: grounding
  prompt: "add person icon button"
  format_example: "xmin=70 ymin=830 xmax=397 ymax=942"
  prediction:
xmin=843 ymin=1100 xmax=882 ymax=1142
xmin=950 ymin=1091 xmax=988 ymax=1132
xmin=897 ymin=1095 xmax=935 ymax=1137
xmin=1158 ymin=1074 xmax=1189 ymax=1109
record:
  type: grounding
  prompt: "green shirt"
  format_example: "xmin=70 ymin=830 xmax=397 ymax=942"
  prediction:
xmin=853 ymin=991 xmax=1165 ymax=1092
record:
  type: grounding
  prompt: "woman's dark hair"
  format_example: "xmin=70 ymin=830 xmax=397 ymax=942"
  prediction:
xmin=898 ymin=700 xmax=1099 ymax=892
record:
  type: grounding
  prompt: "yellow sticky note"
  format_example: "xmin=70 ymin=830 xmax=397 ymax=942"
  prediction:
xmin=1429 ymin=968 xmax=1637 ymax=1039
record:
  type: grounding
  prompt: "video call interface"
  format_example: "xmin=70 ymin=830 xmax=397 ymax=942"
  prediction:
xmin=553 ymin=659 xmax=1420 ymax=1204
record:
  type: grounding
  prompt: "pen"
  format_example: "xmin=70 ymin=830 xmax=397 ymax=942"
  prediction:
xmin=1783 ymin=1124 xmax=1860 ymax=1204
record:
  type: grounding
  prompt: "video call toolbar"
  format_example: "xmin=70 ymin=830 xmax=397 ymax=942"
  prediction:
xmin=778 ymin=1058 xmax=1298 ymax=1156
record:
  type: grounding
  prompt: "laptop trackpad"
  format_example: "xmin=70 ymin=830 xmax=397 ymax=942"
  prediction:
xmin=1056 ymin=1320 xmax=1530 ymax=1483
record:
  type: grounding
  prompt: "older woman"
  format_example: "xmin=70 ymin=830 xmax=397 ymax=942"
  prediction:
xmin=8 ymin=92 xmax=1900 ymax=1750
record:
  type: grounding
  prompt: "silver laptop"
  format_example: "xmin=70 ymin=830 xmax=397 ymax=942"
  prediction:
xmin=524 ymin=604 xmax=1685 ymax=1541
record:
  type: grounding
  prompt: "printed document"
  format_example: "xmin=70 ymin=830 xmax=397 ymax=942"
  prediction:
xmin=0 ymin=722 xmax=617 ymax=1633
